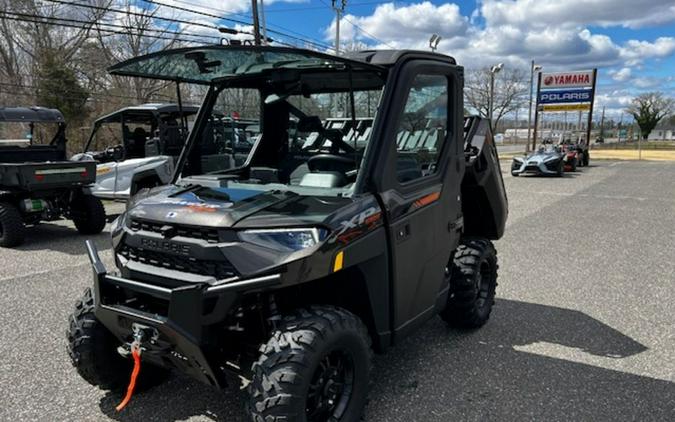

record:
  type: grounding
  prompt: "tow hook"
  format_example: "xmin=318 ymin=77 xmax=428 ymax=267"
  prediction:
xmin=117 ymin=323 xmax=159 ymax=357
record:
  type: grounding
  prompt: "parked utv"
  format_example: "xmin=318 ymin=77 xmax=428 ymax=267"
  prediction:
xmin=67 ymin=46 xmax=508 ymax=421
xmin=74 ymin=104 xmax=260 ymax=199
xmin=0 ymin=107 xmax=105 ymax=247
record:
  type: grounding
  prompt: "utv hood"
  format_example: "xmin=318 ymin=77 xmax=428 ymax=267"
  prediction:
xmin=127 ymin=185 xmax=351 ymax=229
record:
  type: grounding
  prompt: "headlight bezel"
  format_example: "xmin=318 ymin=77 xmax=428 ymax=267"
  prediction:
xmin=238 ymin=227 xmax=328 ymax=252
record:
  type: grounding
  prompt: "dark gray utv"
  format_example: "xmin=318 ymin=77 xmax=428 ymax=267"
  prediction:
xmin=67 ymin=46 xmax=508 ymax=421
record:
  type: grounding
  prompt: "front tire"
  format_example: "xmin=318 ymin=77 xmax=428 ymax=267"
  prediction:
xmin=72 ymin=195 xmax=106 ymax=234
xmin=67 ymin=288 xmax=169 ymax=391
xmin=0 ymin=202 xmax=25 ymax=247
xmin=248 ymin=306 xmax=373 ymax=422
xmin=440 ymin=238 xmax=498 ymax=328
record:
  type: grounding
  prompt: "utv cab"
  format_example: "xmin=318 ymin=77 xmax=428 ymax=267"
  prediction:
xmin=67 ymin=46 xmax=507 ymax=421
xmin=0 ymin=107 xmax=105 ymax=247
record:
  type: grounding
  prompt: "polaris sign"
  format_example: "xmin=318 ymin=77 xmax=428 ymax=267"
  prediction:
xmin=538 ymin=89 xmax=592 ymax=105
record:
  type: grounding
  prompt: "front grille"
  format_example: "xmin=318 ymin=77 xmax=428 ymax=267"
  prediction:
xmin=545 ymin=161 xmax=559 ymax=171
xmin=119 ymin=245 xmax=237 ymax=279
xmin=130 ymin=219 xmax=220 ymax=243
xmin=525 ymin=164 xmax=539 ymax=172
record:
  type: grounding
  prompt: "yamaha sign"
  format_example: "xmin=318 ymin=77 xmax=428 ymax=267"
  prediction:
xmin=541 ymin=70 xmax=594 ymax=89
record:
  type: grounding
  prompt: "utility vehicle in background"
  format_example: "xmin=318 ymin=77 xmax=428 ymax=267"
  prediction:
xmin=67 ymin=46 xmax=508 ymax=421
xmin=73 ymin=104 xmax=199 ymax=200
xmin=0 ymin=107 xmax=105 ymax=247
xmin=74 ymin=104 xmax=260 ymax=200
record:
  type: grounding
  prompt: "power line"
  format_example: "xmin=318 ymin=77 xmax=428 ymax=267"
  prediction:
xmin=43 ymin=0 xmax=223 ymax=32
xmin=154 ymin=0 xmax=335 ymax=50
xmin=317 ymin=0 xmax=395 ymax=48
xmin=1 ymin=11 xmax=222 ymax=42
xmin=140 ymin=0 xmax=335 ymax=51
xmin=0 ymin=13 xmax=205 ymax=44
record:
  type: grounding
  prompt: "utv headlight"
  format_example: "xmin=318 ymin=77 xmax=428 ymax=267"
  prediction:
xmin=513 ymin=156 xmax=524 ymax=162
xmin=239 ymin=228 xmax=328 ymax=252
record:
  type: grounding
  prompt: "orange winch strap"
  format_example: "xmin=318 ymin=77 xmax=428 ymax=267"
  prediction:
xmin=115 ymin=346 xmax=142 ymax=412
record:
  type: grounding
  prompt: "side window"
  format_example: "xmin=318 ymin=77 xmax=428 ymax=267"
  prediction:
xmin=395 ymin=74 xmax=448 ymax=183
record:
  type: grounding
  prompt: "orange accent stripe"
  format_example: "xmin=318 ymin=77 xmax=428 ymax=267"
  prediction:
xmin=413 ymin=191 xmax=440 ymax=208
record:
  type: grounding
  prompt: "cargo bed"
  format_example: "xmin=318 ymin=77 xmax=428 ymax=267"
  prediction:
xmin=0 ymin=160 xmax=96 ymax=191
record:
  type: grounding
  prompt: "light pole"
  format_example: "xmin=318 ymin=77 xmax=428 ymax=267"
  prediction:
xmin=526 ymin=60 xmax=542 ymax=152
xmin=332 ymin=0 xmax=347 ymax=54
xmin=429 ymin=34 xmax=441 ymax=52
xmin=489 ymin=63 xmax=503 ymax=133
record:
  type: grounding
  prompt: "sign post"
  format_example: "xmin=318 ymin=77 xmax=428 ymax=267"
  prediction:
xmin=532 ymin=71 xmax=542 ymax=151
xmin=585 ymin=69 xmax=598 ymax=147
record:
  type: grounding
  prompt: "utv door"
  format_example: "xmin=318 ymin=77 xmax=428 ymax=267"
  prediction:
xmin=370 ymin=61 xmax=464 ymax=340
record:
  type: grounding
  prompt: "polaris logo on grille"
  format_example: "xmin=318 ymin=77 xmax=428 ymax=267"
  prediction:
xmin=140 ymin=238 xmax=191 ymax=255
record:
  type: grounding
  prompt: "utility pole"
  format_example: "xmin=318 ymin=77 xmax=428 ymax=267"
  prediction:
xmin=251 ymin=0 xmax=262 ymax=46
xmin=531 ymin=71 xmax=542 ymax=151
xmin=527 ymin=60 xmax=542 ymax=152
xmin=489 ymin=63 xmax=503 ymax=134
xmin=259 ymin=0 xmax=268 ymax=45
xmin=599 ymin=106 xmax=605 ymax=140
xmin=332 ymin=0 xmax=347 ymax=54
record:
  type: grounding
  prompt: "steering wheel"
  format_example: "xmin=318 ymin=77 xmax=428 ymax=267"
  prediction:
xmin=105 ymin=144 xmax=125 ymax=161
xmin=307 ymin=154 xmax=356 ymax=173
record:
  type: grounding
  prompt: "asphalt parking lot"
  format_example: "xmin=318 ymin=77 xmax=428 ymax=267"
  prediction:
xmin=1 ymin=160 xmax=673 ymax=421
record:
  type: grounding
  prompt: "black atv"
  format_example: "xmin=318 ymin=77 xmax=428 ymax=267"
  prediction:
xmin=67 ymin=46 xmax=508 ymax=421
xmin=0 ymin=107 xmax=106 ymax=247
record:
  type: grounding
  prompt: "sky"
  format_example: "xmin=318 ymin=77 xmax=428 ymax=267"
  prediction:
xmin=135 ymin=0 xmax=675 ymax=118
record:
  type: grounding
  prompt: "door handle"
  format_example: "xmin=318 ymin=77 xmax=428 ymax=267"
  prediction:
xmin=396 ymin=223 xmax=411 ymax=242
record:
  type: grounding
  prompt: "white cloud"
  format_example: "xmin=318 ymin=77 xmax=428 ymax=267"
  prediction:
xmin=619 ymin=37 xmax=675 ymax=65
xmin=611 ymin=67 xmax=633 ymax=81
xmin=325 ymin=2 xmax=469 ymax=50
xmin=480 ymin=0 xmax=675 ymax=30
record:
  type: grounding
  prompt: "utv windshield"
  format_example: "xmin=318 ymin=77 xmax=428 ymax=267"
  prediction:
xmin=109 ymin=46 xmax=379 ymax=85
xmin=178 ymin=63 xmax=385 ymax=196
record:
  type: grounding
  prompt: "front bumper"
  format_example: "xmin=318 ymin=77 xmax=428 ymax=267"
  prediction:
xmin=85 ymin=240 xmax=281 ymax=387
xmin=511 ymin=159 xmax=559 ymax=175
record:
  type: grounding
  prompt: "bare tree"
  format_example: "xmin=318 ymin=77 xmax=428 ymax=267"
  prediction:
xmin=464 ymin=67 xmax=528 ymax=132
xmin=626 ymin=92 xmax=674 ymax=139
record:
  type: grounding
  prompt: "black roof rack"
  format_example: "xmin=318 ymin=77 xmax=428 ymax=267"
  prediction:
xmin=0 ymin=107 xmax=65 ymax=123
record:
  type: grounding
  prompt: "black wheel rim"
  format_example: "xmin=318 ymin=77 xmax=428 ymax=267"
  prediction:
xmin=306 ymin=349 xmax=355 ymax=421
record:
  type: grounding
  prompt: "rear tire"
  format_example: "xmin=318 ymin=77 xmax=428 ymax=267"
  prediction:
xmin=570 ymin=158 xmax=578 ymax=172
xmin=72 ymin=195 xmax=106 ymax=234
xmin=0 ymin=202 xmax=25 ymax=247
xmin=66 ymin=288 xmax=169 ymax=391
xmin=248 ymin=306 xmax=373 ymax=422
xmin=557 ymin=161 xmax=564 ymax=177
xmin=440 ymin=238 xmax=498 ymax=329
xmin=583 ymin=152 xmax=589 ymax=166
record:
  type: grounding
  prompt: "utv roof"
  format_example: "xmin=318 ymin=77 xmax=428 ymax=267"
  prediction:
xmin=108 ymin=45 xmax=386 ymax=85
xmin=94 ymin=103 xmax=200 ymax=125
xmin=0 ymin=107 xmax=65 ymax=123
xmin=343 ymin=50 xmax=457 ymax=66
